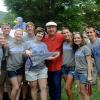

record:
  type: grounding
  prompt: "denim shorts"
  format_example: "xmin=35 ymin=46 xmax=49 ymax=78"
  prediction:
xmin=62 ymin=65 xmax=75 ymax=77
xmin=74 ymin=71 xmax=88 ymax=84
xmin=7 ymin=67 xmax=24 ymax=78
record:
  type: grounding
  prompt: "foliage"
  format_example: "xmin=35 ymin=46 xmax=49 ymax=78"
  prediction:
xmin=60 ymin=80 xmax=100 ymax=100
xmin=0 ymin=11 xmax=7 ymax=20
xmin=1 ymin=12 xmax=16 ymax=27
xmin=4 ymin=0 xmax=100 ymax=32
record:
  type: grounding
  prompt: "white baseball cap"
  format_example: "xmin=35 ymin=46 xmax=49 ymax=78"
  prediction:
xmin=46 ymin=21 xmax=57 ymax=27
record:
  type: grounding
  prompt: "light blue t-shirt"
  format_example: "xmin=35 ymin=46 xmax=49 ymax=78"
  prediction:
xmin=14 ymin=22 xmax=26 ymax=30
xmin=88 ymin=38 xmax=100 ymax=75
xmin=23 ymin=34 xmax=35 ymax=42
xmin=25 ymin=40 xmax=53 ymax=71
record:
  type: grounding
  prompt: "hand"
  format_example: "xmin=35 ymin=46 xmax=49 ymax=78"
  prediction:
xmin=54 ymin=51 xmax=60 ymax=56
xmin=52 ymin=51 xmax=60 ymax=58
xmin=25 ymin=50 xmax=32 ymax=57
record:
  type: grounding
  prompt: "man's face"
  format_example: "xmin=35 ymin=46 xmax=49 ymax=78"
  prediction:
xmin=85 ymin=28 xmax=96 ymax=40
xmin=46 ymin=25 xmax=57 ymax=36
xmin=2 ymin=25 xmax=11 ymax=35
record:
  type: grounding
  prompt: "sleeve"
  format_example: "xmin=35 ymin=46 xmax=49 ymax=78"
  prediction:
xmin=43 ymin=43 xmax=49 ymax=53
xmin=83 ymin=45 xmax=91 ymax=56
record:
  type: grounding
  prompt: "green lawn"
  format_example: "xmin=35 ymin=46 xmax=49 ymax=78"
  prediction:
xmin=48 ymin=79 xmax=100 ymax=100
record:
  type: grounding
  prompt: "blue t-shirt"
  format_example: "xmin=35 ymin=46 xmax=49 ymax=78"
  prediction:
xmin=14 ymin=22 xmax=26 ymax=30
xmin=88 ymin=38 xmax=100 ymax=75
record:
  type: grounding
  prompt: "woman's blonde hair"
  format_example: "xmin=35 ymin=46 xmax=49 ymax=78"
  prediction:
xmin=26 ymin=22 xmax=35 ymax=28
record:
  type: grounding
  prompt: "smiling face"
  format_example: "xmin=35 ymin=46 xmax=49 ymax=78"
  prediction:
xmin=36 ymin=31 xmax=44 ymax=41
xmin=1 ymin=25 xmax=11 ymax=36
xmin=14 ymin=30 xmax=23 ymax=41
xmin=62 ymin=29 xmax=72 ymax=42
xmin=46 ymin=25 xmax=57 ymax=36
xmin=85 ymin=27 xmax=96 ymax=40
xmin=73 ymin=33 xmax=83 ymax=46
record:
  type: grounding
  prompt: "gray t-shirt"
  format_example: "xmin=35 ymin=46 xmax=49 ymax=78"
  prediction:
xmin=63 ymin=42 xmax=75 ymax=67
xmin=88 ymin=38 xmax=100 ymax=75
xmin=75 ymin=45 xmax=91 ymax=73
xmin=1 ymin=35 xmax=13 ymax=70
xmin=7 ymin=40 xmax=24 ymax=71
xmin=23 ymin=34 xmax=35 ymax=42
xmin=6 ymin=35 xmax=13 ymax=42
xmin=25 ymin=40 xmax=53 ymax=71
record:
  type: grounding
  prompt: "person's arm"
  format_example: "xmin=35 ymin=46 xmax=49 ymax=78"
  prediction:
xmin=86 ymin=55 xmax=93 ymax=81
xmin=2 ymin=41 xmax=9 ymax=61
xmin=47 ymin=52 xmax=60 ymax=60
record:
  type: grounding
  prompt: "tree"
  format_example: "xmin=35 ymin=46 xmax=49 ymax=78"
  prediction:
xmin=4 ymin=0 xmax=100 ymax=32
xmin=4 ymin=0 xmax=65 ymax=26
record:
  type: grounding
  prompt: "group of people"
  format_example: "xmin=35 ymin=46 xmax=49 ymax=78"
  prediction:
xmin=0 ymin=18 xmax=100 ymax=100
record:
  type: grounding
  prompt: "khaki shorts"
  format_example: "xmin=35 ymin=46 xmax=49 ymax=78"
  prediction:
xmin=25 ymin=68 xmax=48 ymax=81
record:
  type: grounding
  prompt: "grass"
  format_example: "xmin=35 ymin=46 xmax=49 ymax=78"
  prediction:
xmin=48 ymin=79 xmax=100 ymax=100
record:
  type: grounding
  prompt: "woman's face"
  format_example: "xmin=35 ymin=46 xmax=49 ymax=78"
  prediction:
xmin=62 ymin=29 xmax=72 ymax=42
xmin=14 ymin=30 xmax=23 ymax=41
xmin=36 ymin=32 xmax=44 ymax=41
xmin=26 ymin=25 xmax=35 ymax=33
xmin=82 ymin=33 xmax=90 ymax=44
xmin=73 ymin=34 xmax=83 ymax=46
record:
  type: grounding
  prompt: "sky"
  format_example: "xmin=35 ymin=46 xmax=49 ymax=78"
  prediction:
xmin=0 ymin=0 xmax=8 ymax=12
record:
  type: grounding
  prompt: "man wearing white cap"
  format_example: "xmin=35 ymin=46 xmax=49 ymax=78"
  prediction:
xmin=43 ymin=21 xmax=64 ymax=100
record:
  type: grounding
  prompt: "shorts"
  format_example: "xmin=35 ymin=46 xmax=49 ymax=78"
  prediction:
xmin=7 ymin=67 xmax=24 ymax=78
xmin=62 ymin=65 xmax=75 ymax=77
xmin=75 ymin=71 xmax=88 ymax=84
xmin=25 ymin=67 xmax=48 ymax=81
